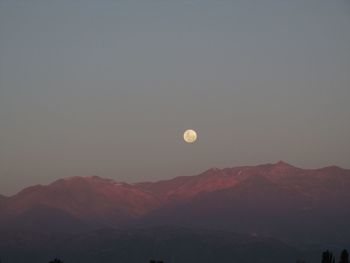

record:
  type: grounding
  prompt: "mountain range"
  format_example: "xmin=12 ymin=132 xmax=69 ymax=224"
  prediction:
xmin=0 ymin=161 xmax=349 ymax=263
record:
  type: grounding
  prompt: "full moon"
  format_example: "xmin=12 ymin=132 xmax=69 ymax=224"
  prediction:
xmin=183 ymin=129 xmax=197 ymax=143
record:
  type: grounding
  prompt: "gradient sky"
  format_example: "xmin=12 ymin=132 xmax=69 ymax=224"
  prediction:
xmin=1 ymin=0 xmax=350 ymax=195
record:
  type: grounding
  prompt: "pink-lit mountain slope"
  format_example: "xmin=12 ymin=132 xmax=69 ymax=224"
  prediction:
xmin=0 ymin=176 xmax=161 ymax=227
xmin=136 ymin=161 xmax=350 ymax=203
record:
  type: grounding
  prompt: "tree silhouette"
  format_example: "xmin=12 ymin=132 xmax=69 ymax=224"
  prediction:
xmin=322 ymin=250 xmax=335 ymax=263
xmin=339 ymin=250 xmax=349 ymax=263
xmin=48 ymin=259 xmax=64 ymax=263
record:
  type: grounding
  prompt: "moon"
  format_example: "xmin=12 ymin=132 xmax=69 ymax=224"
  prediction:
xmin=183 ymin=129 xmax=197 ymax=143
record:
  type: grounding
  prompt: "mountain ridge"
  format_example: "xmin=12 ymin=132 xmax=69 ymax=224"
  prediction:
xmin=2 ymin=161 xmax=349 ymax=197
xmin=0 ymin=161 xmax=349 ymax=246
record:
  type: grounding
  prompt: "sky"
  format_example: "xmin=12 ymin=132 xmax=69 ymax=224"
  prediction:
xmin=1 ymin=0 xmax=350 ymax=196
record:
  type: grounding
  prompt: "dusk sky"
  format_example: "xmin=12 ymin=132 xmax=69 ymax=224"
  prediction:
xmin=1 ymin=0 xmax=349 ymax=195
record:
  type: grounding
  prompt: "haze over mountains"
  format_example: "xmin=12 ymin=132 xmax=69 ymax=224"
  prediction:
xmin=0 ymin=161 xmax=349 ymax=262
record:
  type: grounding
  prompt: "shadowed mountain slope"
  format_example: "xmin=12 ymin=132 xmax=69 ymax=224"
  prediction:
xmin=0 ymin=227 xmax=303 ymax=263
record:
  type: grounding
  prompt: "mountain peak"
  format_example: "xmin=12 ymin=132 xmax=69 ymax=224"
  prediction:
xmin=320 ymin=165 xmax=343 ymax=170
xmin=274 ymin=161 xmax=294 ymax=167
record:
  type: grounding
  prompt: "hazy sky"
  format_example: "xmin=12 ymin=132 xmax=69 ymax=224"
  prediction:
xmin=1 ymin=0 xmax=350 ymax=195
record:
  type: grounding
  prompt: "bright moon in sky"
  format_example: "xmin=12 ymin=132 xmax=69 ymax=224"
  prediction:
xmin=183 ymin=129 xmax=197 ymax=143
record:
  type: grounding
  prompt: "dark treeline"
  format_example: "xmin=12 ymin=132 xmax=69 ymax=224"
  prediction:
xmin=1 ymin=248 xmax=348 ymax=263
xmin=47 ymin=249 xmax=349 ymax=263
xmin=321 ymin=249 xmax=349 ymax=263
xmin=297 ymin=249 xmax=349 ymax=263
xmin=48 ymin=259 xmax=64 ymax=263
